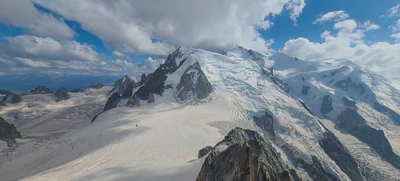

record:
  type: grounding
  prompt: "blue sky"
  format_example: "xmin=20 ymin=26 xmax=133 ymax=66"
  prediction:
xmin=0 ymin=0 xmax=400 ymax=91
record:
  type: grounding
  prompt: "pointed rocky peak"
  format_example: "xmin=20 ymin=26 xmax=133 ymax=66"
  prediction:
xmin=109 ymin=75 xmax=138 ymax=98
xmin=175 ymin=62 xmax=214 ymax=103
xmin=30 ymin=85 xmax=52 ymax=94
xmin=55 ymin=87 xmax=70 ymax=102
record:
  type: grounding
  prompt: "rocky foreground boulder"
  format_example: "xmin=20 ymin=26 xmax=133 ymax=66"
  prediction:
xmin=30 ymin=85 xmax=52 ymax=94
xmin=0 ymin=117 xmax=21 ymax=147
xmin=55 ymin=87 xmax=70 ymax=102
xmin=196 ymin=128 xmax=299 ymax=181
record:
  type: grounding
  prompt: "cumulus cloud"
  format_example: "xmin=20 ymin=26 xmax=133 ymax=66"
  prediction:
xmin=33 ymin=0 xmax=306 ymax=56
xmin=0 ymin=0 xmax=74 ymax=40
xmin=0 ymin=35 xmax=162 ymax=76
xmin=283 ymin=15 xmax=400 ymax=79
xmin=313 ymin=10 xmax=349 ymax=24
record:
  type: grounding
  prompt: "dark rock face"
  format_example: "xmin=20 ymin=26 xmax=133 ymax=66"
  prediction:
xmin=198 ymin=146 xmax=213 ymax=159
xmin=319 ymin=129 xmax=364 ymax=181
xmin=139 ymin=74 xmax=147 ymax=85
xmin=196 ymin=128 xmax=299 ymax=181
xmin=373 ymin=102 xmax=400 ymax=124
xmin=0 ymin=117 xmax=21 ymax=147
xmin=299 ymin=100 xmax=314 ymax=115
xmin=320 ymin=95 xmax=333 ymax=115
xmin=104 ymin=76 xmax=138 ymax=111
xmin=337 ymin=108 xmax=400 ymax=169
xmin=302 ymin=86 xmax=310 ymax=96
xmin=175 ymin=62 xmax=213 ymax=102
xmin=134 ymin=48 xmax=186 ymax=100
xmin=55 ymin=87 xmax=70 ymax=102
xmin=342 ymin=96 xmax=356 ymax=107
xmin=335 ymin=77 xmax=365 ymax=95
xmin=253 ymin=110 xmax=276 ymax=137
xmin=30 ymin=85 xmax=52 ymax=94
xmin=0 ymin=94 xmax=22 ymax=106
xmin=89 ymin=83 xmax=104 ymax=89
xmin=104 ymin=93 xmax=122 ymax=111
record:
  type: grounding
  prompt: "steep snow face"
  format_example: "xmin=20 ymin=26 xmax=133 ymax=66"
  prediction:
xmin=269 ymin=52 xmax=400 ymax=177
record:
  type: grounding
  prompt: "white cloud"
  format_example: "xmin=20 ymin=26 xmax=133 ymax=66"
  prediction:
xmin=387 ymin=4 xmax=400 ymax=17
xmin=285 ymin=0 xmax=306 ymax=22
xmin=5 ymin=35 xmax=98 ymax=62
xmin=33 ymin=0 xmax=306 ymax=56
xmin=0 ymin=0 xmax=74 ymax=40
xmin=112 ymin=51 xmax=126 ymax=57
xmin=283 ymin=19 xmax=400 ymax=80
xmin=14 ymin=57 xmax=50 ymax=68
xmin=139 ymin=57 xmax=165 ymax=70
xmin=391 ymin=32 xmax=400 ymax=42
xmin=334 ymin=19 xmax=358 ymax=31
xmin=314 ymin=10 xmax=349 ymax=24
xmin=391 ymin=19 xmax=400 ymax=32
xmin=0 ymin=35 xmax=162 ymax=76
xmin=361 ymin=21 xmax=380 ymax=31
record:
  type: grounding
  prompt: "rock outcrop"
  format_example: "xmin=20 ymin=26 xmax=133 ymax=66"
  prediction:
xmin=198 ymin=146 xmax=213 ymax=159
xmin=0 ymin=94 xmax=22 ymax=106
xmin=302 ymin=86 xmax=310 ymax=96
xmin=337 ymin=108 xmax=400 ymax=169
xmin=30 ymin=85 xmax=52 ymax=94
xmin=318 ymin=129 xmax=364 ymax=181
xmin=320 ymin=95 xmax=333 ymax=115
xmin=175 ymin=62 xmax=213 ymax=102
xmin=55 ymin=87 xmax=70 ymax=102
xmin=196 ymin=128 xmax=299 ymax=181
xmin=342 ymin=96 xmax=356 ymax=107
xmin=0 ymin=117 xmax=21 ymax=147
xmin=253 ymin=110 xmax=276 ymax=137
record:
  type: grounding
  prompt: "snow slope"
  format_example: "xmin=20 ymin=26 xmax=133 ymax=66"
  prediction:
xmin=0 ymin=93 xmax=258 ymax=181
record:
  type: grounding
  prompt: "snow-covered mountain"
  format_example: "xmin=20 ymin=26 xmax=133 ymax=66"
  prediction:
xmin=0 ymin=46 xmax=399 ymax=180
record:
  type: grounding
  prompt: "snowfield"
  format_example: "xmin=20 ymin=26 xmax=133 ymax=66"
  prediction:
xmin=0 ymin=93 xmax=258 ymax=181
